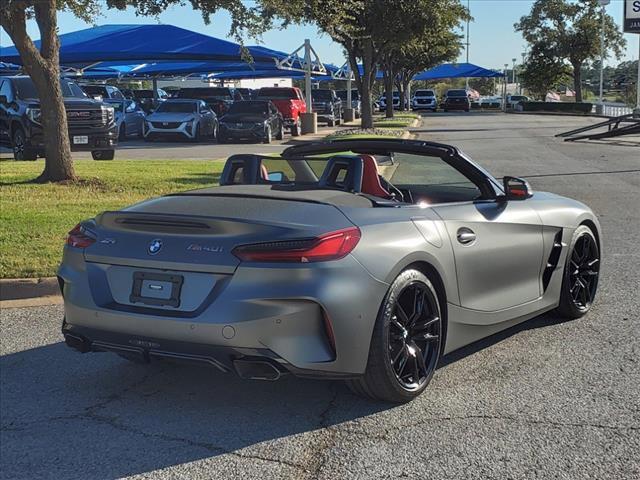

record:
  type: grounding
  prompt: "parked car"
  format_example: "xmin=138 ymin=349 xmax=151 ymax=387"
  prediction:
xmin=411 ymin=89 xmax=437 ymax=111
xmin=311 ymin=89 xmax=343 ymax=126
xmin=104 ymin=98 xmax=145 ymax=141
xmin=442 ymin=89 xmax=471 ymax=112
xmin=80 ymin=84 xmax=125 ymax=101
xmin=256 ymin=87 xmax=306 ymax=136
xmin=0 ymin=75 xmax=117 ymax=160
xmin=506 ymin=94 xmax=530 ymax=109
xmin=60 ymin=138 xmax=602 ymax=403
xmin=176 ymin=87 xmax=234 ymax=116
xmin=378 ymin=91 xmax=400 ymax=111
xmin=234 ymin=88 xmax=254 ymax=100
xmin=131 ymin=89 xmax=169 ymax=114
xmin=477 ymin=95 xmax=503 ymax=109
xmin=143 ymin=99 xmax=218 ymax=142
xmin=336 ymin=89 xmax=361 ymax=118
xmin=161 ymin=86 xmax=181 ymax=98
xmin=218 ymin=100 xmax=284 ymax=144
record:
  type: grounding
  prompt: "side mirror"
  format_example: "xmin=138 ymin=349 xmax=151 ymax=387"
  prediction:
xmin=267 ymin=171 xmax=284 ymax=182
xmin=503 ymin=176 xmax=533 ymax=200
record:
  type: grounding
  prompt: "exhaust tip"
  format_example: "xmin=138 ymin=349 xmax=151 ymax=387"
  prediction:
xmin=64 ymin=333 xmax=91 ymax=353
xmin=233 ymin=359 xmax=282 ymax=381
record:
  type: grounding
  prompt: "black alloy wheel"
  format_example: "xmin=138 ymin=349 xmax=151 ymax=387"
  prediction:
xmin=12 ymin=128 xmax=37 ymax=161
xmin=388 ymin=281 xmax=441 ymax=391
xmin=557 ymin=225 xmax=600 ymax=319
xmin=568 ymin=231 xmax=599 ymax=311
xmin=347 ymin=269 xmax=443 ymax=403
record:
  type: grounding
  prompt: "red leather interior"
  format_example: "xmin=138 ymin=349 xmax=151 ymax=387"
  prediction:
xmin=360 ymin=154 xmax=392 ymax=198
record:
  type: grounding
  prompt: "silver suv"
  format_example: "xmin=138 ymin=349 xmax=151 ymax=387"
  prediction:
xmin=144 ymin=99 xmax=218 ymax=142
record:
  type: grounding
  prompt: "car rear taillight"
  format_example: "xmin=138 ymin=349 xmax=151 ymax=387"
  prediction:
xmin=232 ymin=227 xmax=361 ymax=263
xmin=66 ymin=224 xmax=96 ymax=248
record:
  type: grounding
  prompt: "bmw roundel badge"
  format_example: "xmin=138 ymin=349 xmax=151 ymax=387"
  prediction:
xmin=148 ymin=239 xmax=163 ymax=255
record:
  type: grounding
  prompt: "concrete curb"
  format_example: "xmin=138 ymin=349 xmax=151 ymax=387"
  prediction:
xmin=0 ymin=277 xmax=60 ymax=301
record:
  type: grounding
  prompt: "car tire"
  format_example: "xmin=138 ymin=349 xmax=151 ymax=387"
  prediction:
xmin=291 ymin=118 xmax=301 ymax=137
xmin=217 ymin=134 xmax=227 ymax=144
xmin=191 ymin=123 xmax=201 ymax=143
xmin=555 ymin=225 xmax=600 ymax=319
xmin=92 ymin=150 xmax=115 ymax=160
xmin=118 ymin=123 xmax=126 ymax=141
xmin=346 ymin=269 xmax=443 ymax=403
xmin=12 ymin=127 xmax=37 ymax=161
xmin=275 ymin=122 xmax=285 ymax=140
xmin=263 ymin=126 xmax=272 ymax=144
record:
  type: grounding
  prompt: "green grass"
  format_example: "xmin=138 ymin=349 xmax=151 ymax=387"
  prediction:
xmin=0 ymin=159 xmax=224 ymax=278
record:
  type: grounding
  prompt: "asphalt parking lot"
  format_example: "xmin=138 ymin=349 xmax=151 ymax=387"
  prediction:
xmin=1 ymin=112 xmax=639 ymax=479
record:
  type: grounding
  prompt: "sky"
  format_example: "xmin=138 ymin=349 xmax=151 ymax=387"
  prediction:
xmin=1 ymin=0 xmax=638 ymax=70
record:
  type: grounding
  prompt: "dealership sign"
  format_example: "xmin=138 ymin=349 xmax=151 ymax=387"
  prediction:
xmin=625 ymin=0 xmax=640 ymax=33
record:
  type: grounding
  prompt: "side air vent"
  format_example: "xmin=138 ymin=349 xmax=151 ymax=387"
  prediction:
xmin=542 ymin=230 xmax=564 ymax=291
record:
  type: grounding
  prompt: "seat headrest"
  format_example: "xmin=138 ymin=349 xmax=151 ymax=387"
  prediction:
xmin=318 ymin=155 xmax=363 ymax=192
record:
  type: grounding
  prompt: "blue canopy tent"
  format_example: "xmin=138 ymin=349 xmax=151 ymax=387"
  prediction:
xmin=413 ymin=62 xmax=504 ymax=80
xmin=0 ymin=24 xmax=280 ymax=66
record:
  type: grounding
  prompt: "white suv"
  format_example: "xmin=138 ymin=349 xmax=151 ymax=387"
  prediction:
xmin=411 ymin=89 xmax=437 ymax=111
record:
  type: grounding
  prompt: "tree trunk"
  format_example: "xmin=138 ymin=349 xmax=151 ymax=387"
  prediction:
xmin=359 ymin=40 xmax=376 ymax=129
xmin=384 ymin=69 xmax=394 ymax=118
xmin=572 ymin=61 xmax=583 ymax=103
xmin=1 ymin=2 xmax=76 ymax=182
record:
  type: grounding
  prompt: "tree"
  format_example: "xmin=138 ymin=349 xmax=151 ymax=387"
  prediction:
xmin=383 ymin=20 xmax=464 ymax=116
xmin=1 ymin=0 xmax=270 ymax=182
xmin=0 ymin=1 xmax=101 ymax=181
xmin=262 ymin=0 xmax=467 ymax=128
xmin=515 ymin=0 xmax=625 ymax=103
xmin=519 ymin=43 xmax=572 ymax=99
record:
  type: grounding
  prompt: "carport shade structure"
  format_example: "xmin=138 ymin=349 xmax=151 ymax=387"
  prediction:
xmin=413 ymin=62 xmax=504 ymax=80
xmin=0 ymin=24 xmax=280 ymax=66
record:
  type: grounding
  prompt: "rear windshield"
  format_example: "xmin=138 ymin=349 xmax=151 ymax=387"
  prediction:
xmin=227 ymin=101 xmax=269 ymax=115
xmin=337 ymin=90 xmax=359 ymax=101
xmin=81 ymin=85 xmax=108 ymax=96
xmin=155 ymin=102 xmax=196 ymax=113
xmin=414 ymin=90 xmax=435 ymax=97
xmin=13 ymin=77 xmax=86 ymax=99
xmin=178 ymin=88 xmax=232 ymax=100
xmin=132 ymin=90 xmax=154 ymax=99
xmin=258 ymin=88 xmax=298 ymax=99
xmin=446 ymin=90 xmax=468 ymax=97
xmin=311 ymin=90 xmax=333 ymax=100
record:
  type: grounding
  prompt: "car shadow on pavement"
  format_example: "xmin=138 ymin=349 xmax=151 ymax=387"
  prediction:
xmin=0 ymin=341 xmax=388 ymax=479
xmin=1 ymin=312 xmax=572 ymax=479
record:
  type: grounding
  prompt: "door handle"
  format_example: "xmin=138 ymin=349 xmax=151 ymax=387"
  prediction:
xmin=457 ymin=228 xmax=476 ymax=245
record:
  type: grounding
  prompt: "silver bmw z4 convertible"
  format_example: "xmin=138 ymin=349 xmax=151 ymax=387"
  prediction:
xmin=59 ymin=139 xmax=601 ymax=403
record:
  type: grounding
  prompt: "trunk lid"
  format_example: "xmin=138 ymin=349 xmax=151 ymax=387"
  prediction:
xmin=84 ymin=194 xmax=354 ymax=274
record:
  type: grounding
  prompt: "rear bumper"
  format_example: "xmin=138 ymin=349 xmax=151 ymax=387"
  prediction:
xmin=58 ymin=249 xmax=389 ymax=378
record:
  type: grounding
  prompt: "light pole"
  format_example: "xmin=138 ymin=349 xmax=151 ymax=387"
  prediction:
xmin=598 ymin=0 xmax=610 ymax=107
xmin=465 ymin=0 xmax=470 ymax=90
xmin=503 ymin=63 xmax=509 ymax=111
xmin=520 ymin=52 xmax=526 ymax=94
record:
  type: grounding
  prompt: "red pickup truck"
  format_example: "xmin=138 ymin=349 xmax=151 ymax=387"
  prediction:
xmin=256 ymin=87 xmax=306 ymax=136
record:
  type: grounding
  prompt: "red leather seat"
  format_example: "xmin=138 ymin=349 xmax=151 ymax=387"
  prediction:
xmin=360 ymin=154 xmax=392 ymax=198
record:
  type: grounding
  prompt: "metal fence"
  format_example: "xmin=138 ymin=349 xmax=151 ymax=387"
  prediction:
xmin=594 ymin=102 xmax=635 ymax=117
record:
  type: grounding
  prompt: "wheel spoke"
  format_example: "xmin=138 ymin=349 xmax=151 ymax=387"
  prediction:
xmin=392 ymin=345 xmax=405 ymax=365
xmin=396 ymin=304 xmax=410 ymax=326
xmin=412 ymin=316 xmax=439 ymax=333
xmin=390 ymin=317 xmax=405 ymax=331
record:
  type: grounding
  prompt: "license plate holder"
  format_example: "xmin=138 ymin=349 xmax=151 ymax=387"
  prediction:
xmin=73 ymin=135 xmax=89 ymax=145
xmin=130 ymin=272 xmax=183 ymax=308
